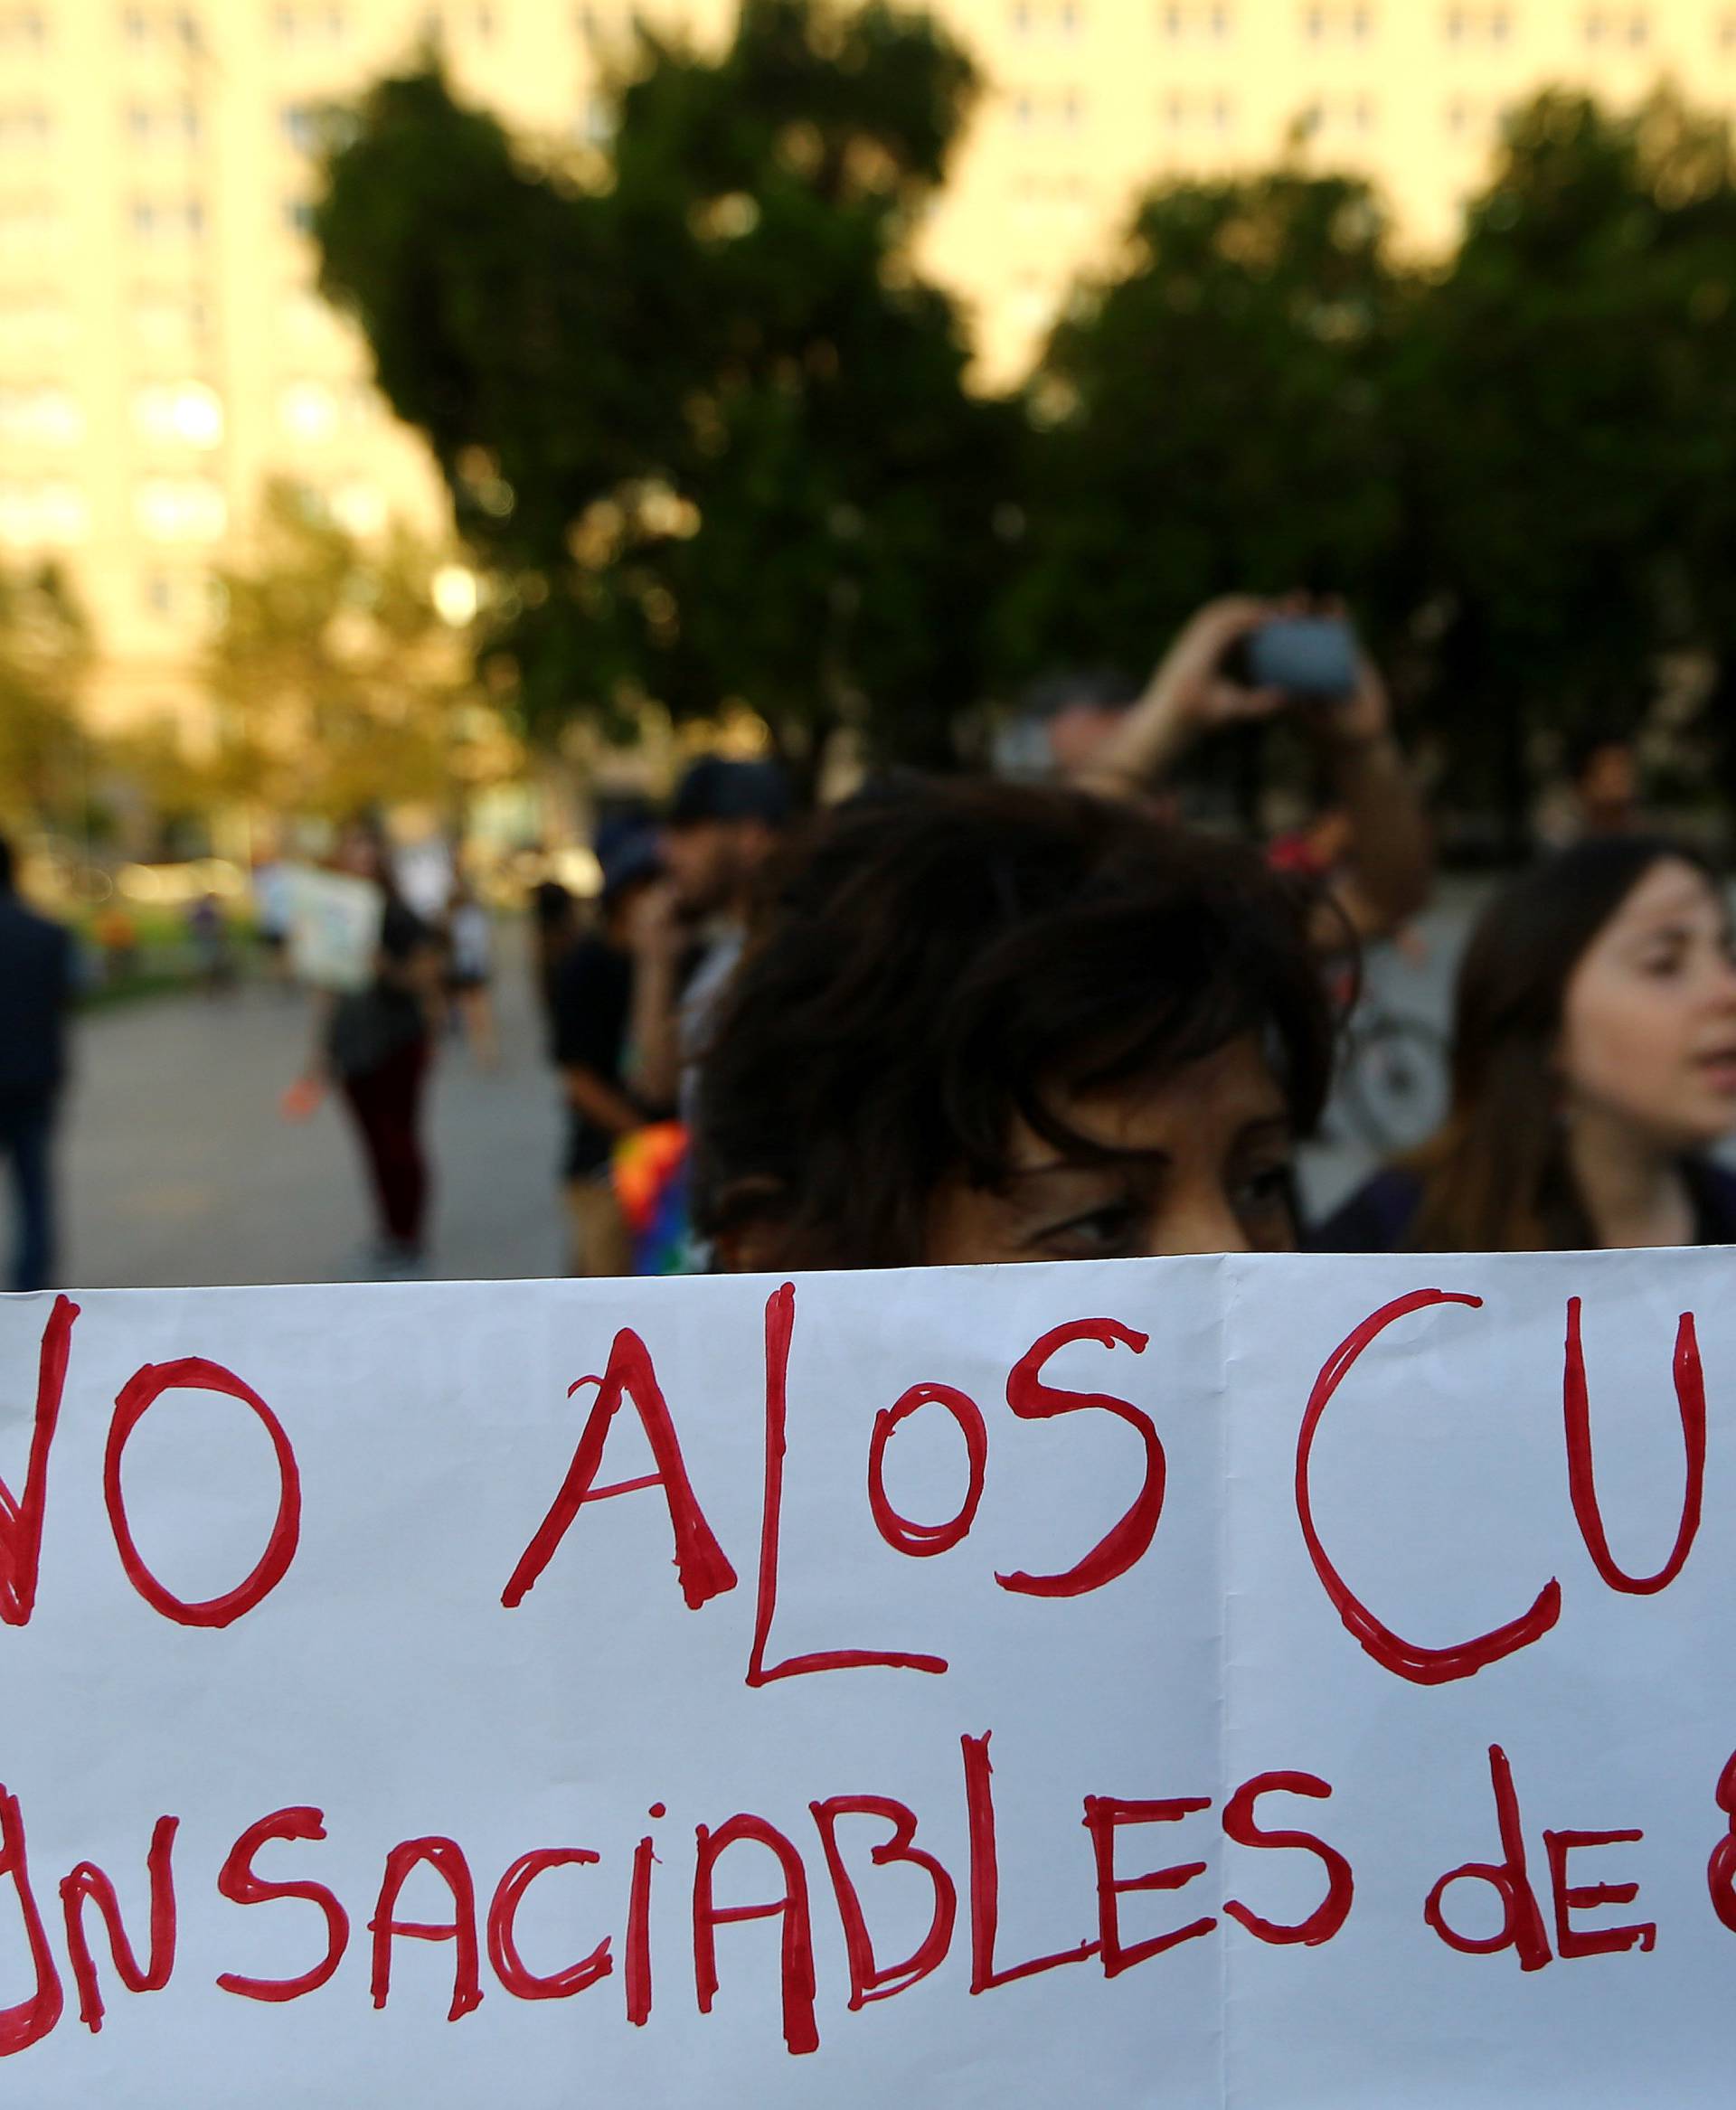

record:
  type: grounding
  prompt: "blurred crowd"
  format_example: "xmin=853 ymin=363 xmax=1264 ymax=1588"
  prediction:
xmin=5 ymin=589 xmax=1733 ymax=1295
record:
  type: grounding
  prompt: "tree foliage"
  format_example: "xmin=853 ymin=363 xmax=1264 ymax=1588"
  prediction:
xmin=1394 ymin=90 xmax=1736 ymax=812
xmin=311 ymin=16 xmax=1736 ymax=830
xmin=203 ymin=485 xmax=517 ymax=823
xmin=998 ymin=171 xmax=1410 ymax=683
xmin=0 ymin=562 xmax=91 ymax=834
xmin=315 ymin=0 xmax=1014 ymax=778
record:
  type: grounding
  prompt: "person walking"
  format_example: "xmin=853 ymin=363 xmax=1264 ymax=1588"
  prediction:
xmin=0 ymin=834 xmax=75 ymax=1290
xmin=285 ymin=821 xmax=442 ymax=1277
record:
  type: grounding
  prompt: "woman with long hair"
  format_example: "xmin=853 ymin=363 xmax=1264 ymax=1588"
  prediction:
xmin=691 ymin=779 xmax=1335 ymax=1273
xmin=1319 ymin=837 xmax=1736 ymax=1252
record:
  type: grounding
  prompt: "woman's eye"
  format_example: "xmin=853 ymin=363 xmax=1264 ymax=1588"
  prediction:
xmin=1034 ymin=1203 xmax=1141 ymax=1258
xmin=1236 ymin=1163 xmax=1294 ymax=1216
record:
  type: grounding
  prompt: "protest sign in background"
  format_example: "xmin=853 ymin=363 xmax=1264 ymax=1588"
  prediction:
xmin=0 ymin=1252 xmax=1731 ymax=2105
xmin=282 ymin=866 xmax=384 ymax=993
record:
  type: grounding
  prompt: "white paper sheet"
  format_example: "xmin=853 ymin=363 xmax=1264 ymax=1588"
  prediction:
xmin=0 ymin=1251 xmax=1731 ymax=2104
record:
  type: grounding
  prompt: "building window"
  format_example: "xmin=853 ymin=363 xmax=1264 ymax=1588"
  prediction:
xmin=1584 ymin=9 xmax=1647 ymax=45
xmin=1159 ymin=0 xmax=1231 ymax=33
xmin=273 ymin=4 xmax=348 ymax=43
xmin=126 ymin=99 xmax=201 ymax=147
xmin=129 ymin=194 xmax=204 ymax=240
xmin=1014 ymin=87 xmax=1084 ymax=132
xmin=0 ymin=192 xmax=58 ymax=253
xmin=134 ymin=476 xmax=226 ymax=542
xmin=1303 ymin=2 xmax=1373 ymax=42
xmin=0 ymin=480 xmax=89 ymax=548
xmin=133 ymin=380 xmax=223 ymax=448
xmin=0 ymin=295 xmax=71 ymax=353
xmin=1446 ymin=4 xmax=1511 ymax=41
xmin=0 ymin=104 xmax=51 ymax=148
xmin=0 ymin=386 xmax=83 ymax=447
xmin=1160 ymin=88 xmax=1238 ymax=135
xmin=129 ymin=287 xmax=206 ymax=348
xmin=1304 ymin=91 xmax=1377 ymax=137
xmin=120 ymin=6 xmax=202 ymax=47
xmin=1014 ymin=0 xmax=1084 ymax=35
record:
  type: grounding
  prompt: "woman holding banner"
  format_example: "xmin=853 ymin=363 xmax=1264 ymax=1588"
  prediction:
xmin=1320 ymin=838 xmax=1736 ymax=1251
xmin=691 ymin=780 xmax=1335 ymax=1271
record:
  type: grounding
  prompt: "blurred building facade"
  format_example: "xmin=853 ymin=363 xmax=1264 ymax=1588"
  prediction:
xmin=0 ymin=0 xmax=1724 ymax=741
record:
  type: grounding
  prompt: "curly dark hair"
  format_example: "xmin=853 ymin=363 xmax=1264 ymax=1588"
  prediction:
xmin=691 ymin=779 xmax=1336 ymax=1269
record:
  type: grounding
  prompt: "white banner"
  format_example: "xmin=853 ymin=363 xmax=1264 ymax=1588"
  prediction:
xmin=283 ymin=866 xmax=382 ymax=993
xmin=0 ymin=1252 xmax=1732 ymax=2104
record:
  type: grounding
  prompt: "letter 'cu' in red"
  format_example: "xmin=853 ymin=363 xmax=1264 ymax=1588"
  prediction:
xmin=216 ymin=1808 xmax=350 ymax=2002
xmin=693 ymin=1813 xmax=819 ymax=2056
xmin=59 ymin=1817 xmax=179 ymax=2032
xmin=105 ymin=1357 xmax=302 ymax=1628
xmin=502 ymin=1327 xmax=737 ymax=1614
xmin=996 ymin=1319 xmax=1163 ymax=1598
xmin=1297 ymin=1290 xmax=1561 ymax=1685
xmin=809 ymin=1794 xmax=958 ymax=2008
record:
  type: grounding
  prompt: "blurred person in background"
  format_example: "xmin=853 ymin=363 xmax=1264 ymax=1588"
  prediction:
xmin=251 ymin=852 xmax=294 ymax=988
xmin=530 ymin=877 xmax=579 ymax=1053
xmin=1318 ymin=838 xmax=1736 ymax=1252
xmin=552 ymin=831 xmax=665 ymax=1276
xmin=186 ymin=890 xmax=234 ymax=995
xmin=0 ymin=834 xmax=75 ymax=1291
xmin=629 ymin=757 xmax=792 ymax=1123
xmin=1062 ymin=594 xmax=1432 ymax=942
xmin=692 ymin=780 xmax=1334 ymax=1272
xmin=285 ymin=820 xmax=443 ymax=1278
xmin=444 ymin=877 xmax=498 ymax=1069
xmin=1536 ymin=728 xmax=1643 ymax=849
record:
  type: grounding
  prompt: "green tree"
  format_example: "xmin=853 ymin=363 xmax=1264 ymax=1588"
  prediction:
xmin=313 ymin=0 xmax=1014 ymax=783
xmin=1392 ymin=90 xmax=1736 ymax=828
xmin=203 ymin=484 xmax=516 ymax=826
xmin=0 ymin=562 xmax=92 ymax=835
xmin=1000 ymin=169 xmax=1412 ymax=690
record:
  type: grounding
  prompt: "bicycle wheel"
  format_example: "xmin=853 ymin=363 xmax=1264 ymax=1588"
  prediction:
xmin=1337 ymin=1009 xmax=1448 ymax=1157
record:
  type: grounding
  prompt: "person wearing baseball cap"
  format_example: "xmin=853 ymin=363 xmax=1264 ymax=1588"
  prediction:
xmin=627 ymin=756 xmax=793 ymax=1128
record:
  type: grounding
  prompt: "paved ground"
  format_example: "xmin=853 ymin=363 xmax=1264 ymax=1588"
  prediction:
xmin=58 ymin=920 xmax=566 ymax=1289
xmin=45 ymin=887 xmax=1488 ymax=1293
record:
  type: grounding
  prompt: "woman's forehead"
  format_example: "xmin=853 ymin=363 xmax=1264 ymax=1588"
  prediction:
xmin=1005 ymin=1034 xmax=1289 ymax=1169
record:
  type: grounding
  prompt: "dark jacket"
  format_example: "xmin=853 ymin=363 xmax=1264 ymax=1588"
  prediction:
xmin=0 ymin=894 xmax=73 ymax=1096
xmin=1314 ymin=1158 xmax=1736 ymax=1253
